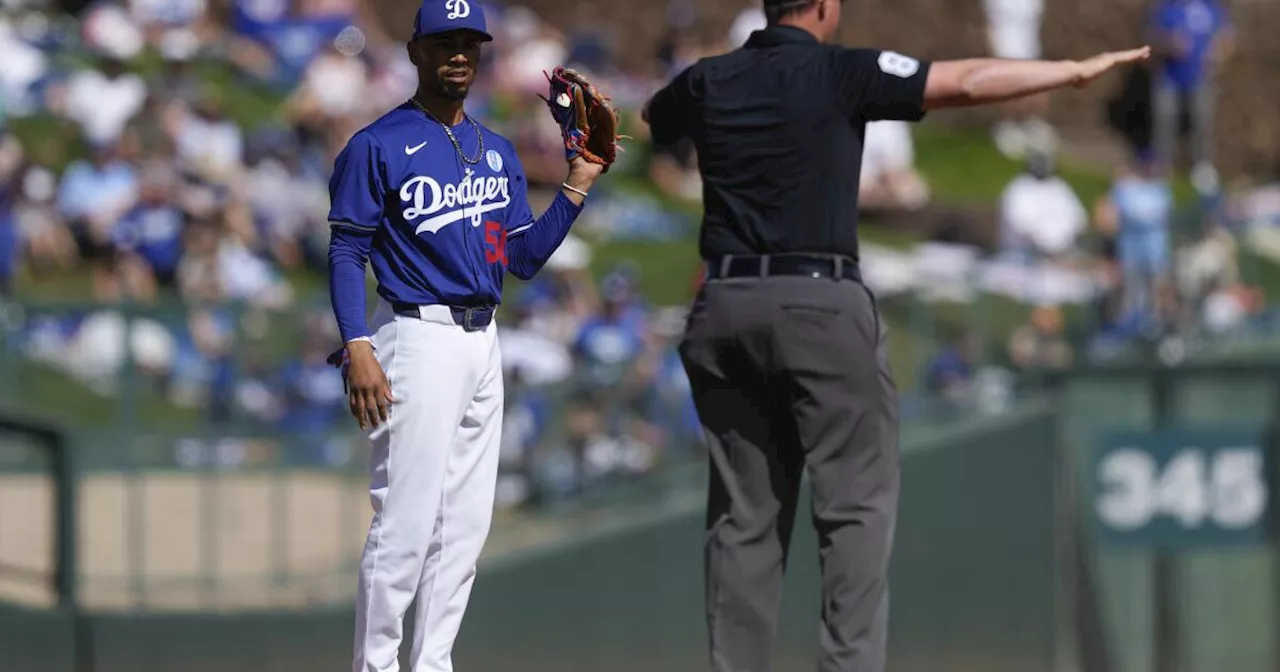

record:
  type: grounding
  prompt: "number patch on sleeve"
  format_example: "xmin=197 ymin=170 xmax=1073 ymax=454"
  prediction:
xmin=878 ymin=51 xmax=920 ymax=78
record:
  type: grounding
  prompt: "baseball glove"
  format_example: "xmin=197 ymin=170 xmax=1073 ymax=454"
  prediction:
xmin=540 ymin=67 xmax=625 ymax=172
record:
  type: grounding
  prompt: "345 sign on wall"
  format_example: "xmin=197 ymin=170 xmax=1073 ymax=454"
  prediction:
xmin=1092 ymin=429 xmax=1275 ymax=548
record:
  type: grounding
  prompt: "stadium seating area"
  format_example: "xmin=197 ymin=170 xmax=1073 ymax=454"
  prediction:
xmin=2 ymin=0 xmax=1280 ymax=511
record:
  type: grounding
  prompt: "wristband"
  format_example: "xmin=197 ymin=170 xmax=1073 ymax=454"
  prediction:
xmin=561 ymin=183 xmax=589 ymax=198
xmin=328 ymin=337 xmax=373 ymax=370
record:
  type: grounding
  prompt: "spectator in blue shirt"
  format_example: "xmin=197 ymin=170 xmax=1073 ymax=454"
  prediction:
xmin=1147 ymin=0 xmax=1234 ymax=181
xmin=574 ymin=270 xmax=647 ymax=359
xmin=0 ymin=129 xmax=20 ymax=295
xmin=0 ymin=207 xmax=14 ymax=297
xmin=226 ymin=0 xmax=388 ymax=93
xmin=1095 ymin=156 xmax=1176 ymax=332
xmin=57 ymin=140 xmax=139 ymax=299
xmin=574 ymin=298 xmax=647 ymax=390
xmin=924 ymin=332 xmax=976 ymax=405
xmin=276 ymin=328 xmax=347 ymax=446
xmin=113 ymin=163 xmax=186 ymax=299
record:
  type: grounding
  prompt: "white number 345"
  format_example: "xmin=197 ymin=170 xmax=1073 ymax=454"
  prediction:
xmin=1096 ymin=447 xmax=1268 ymax=530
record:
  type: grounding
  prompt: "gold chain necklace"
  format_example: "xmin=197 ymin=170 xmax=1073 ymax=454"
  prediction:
xmin=408 ymin=98 xmax=484 ymax=165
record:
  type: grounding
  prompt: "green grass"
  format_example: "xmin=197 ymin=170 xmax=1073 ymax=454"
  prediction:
xmin=585 ymin=239 xmax=702 ymax=306
xmin=0 ymin=359 xmax=203 ymax=431
xmin=10 ymin=265 xmax=95 ymax=301
xmin=914 ymin=124 xmax=1104 ymax=205
xmin=1239 ymin=250 xmax=1280 ymax=300
xmin=912 ymin=123 xmax=1198 ymax=208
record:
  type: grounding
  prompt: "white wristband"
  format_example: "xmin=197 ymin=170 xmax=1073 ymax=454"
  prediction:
xmin=347 ymin=336 xmax=373 ymax=347
xmin=561 ymin=182 xmax=589 ymax=198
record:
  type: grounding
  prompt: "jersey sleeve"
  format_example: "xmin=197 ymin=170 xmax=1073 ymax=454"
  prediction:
xmin=327 ymin=131 xmax=387 ymax=232
xmin=834 ymin=48 xmax=932 ymax=123
xmin=646 ymin=65 xmax=697 ymax=146
xmin=503 ymin=148 xmax=536 ymax=238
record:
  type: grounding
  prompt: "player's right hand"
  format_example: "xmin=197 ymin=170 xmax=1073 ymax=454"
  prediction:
xmin=345 ymin=341 xmax=395 ymax=431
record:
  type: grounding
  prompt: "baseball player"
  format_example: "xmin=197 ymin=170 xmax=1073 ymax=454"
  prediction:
xmin=325 ymin=2 xmax=620 ymax=670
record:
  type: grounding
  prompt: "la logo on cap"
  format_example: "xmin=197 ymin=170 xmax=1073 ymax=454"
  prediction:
xmin=446 ymin=0 xmax=470 ymax=19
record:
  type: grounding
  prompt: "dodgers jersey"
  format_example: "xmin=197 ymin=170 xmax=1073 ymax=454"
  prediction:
xmin=328 ymin=102 xmax=535 ymax=310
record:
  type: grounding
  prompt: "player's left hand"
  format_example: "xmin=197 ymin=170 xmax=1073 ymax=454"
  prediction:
xmin=541 ymin=66 xmax=626 ymax=173
xmin=568 ymin=156 xmax=606 ymax=178
xmin=566 ymin=155 xmax=606 ymax=188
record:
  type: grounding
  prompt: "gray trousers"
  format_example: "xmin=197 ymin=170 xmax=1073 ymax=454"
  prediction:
xmin=1152 ymin=76 xmax=1215 ymax=168
xmin=678 ymin=275 xmax=901 ymax=672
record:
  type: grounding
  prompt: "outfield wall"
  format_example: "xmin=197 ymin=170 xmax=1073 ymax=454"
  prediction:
xmin=0 ymin=404 xmax=1061 ymax=672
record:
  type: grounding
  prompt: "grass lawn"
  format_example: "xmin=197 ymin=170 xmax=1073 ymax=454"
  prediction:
xmin=0 ymin=358 xmax=203 ymax=431
xmin=912 ymin=123 xmax=1199 ymax=208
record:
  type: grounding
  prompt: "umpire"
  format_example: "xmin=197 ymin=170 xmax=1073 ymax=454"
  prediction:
xmin=642 ymin=1 xmax=1148 ymax=670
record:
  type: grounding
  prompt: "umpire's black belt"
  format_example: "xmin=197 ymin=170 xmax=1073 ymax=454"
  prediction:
xmin=392 ymin=301 xmax=495 ymax=332
xmin=705 ymin=254 xmax=862 ymax=283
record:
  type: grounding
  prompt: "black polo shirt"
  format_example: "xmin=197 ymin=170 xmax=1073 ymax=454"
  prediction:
xmin=646 ymin=25 xmax=932 ymax=262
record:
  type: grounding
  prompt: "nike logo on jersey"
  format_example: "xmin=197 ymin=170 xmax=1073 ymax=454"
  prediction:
xmin=401 ymin=169 xmax=511 ymax=235
xmin=404 ymin=141 xmax=428 ymax=155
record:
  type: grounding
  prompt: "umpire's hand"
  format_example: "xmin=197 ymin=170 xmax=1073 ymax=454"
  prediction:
xmin=345 ymin=341 xmax=395 ymax=431
xmin=1072 ymin=47 xmax=1152 ymax=88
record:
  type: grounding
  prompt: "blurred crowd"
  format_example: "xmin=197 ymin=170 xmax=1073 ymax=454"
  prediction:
xmin=492 ymin=248 xmax=702 ymax=507
xmin=0 ymin=0 xmax=777 ymax=296
xmin=0 ymin=0 xmax=713 ymax=505
xmin=1 ymin=0 xmax=1279 ymax=502
xmin=910 ymin=0 xmax=1279 ymax=412
xmin=0 ymin=0 xmax=390 ymax=304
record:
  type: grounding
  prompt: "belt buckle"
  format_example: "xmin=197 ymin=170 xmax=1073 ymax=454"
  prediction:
xmin=461 ymin=307 xmax=489 ymax=332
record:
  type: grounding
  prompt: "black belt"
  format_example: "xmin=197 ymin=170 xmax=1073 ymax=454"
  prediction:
xmin=392 ymin=301 xmax=495 ymax=332
xmin=705 ymin=254 xmax=862 ymax=283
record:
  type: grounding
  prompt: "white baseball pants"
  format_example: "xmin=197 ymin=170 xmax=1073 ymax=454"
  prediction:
xmin=353 ymin=299 xmax=504 ymax=672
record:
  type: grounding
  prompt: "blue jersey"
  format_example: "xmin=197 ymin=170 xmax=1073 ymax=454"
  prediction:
xmin=114 ymin=204 xmax=185 ymax=275
xmin=1150 ymin=0 xmax=1229 ymax=91
xmin=328 ymin=102 xmax=535 ymax=310
xmin=0 ymin=211 xmax=15 ymax=287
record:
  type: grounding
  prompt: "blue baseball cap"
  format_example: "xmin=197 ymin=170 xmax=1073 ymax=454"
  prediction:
xmin=413 ymin=0 xmax=493 ymax=42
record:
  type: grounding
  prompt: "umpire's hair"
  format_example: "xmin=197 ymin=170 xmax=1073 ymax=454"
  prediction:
xmin=765 ymin=0 xmax=820 ymax=23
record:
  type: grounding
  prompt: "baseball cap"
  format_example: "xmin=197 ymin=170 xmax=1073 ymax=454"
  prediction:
xmin=413 ymin=0 xmax=493 ymax=42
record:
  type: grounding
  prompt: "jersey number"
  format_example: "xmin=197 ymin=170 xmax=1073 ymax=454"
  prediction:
xmin=484 ymin=221 xmax=508 ymax=265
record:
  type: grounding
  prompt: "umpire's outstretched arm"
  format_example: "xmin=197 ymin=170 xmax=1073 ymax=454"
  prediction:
xmin=920 ymin=46 xmax=1151 ymax=109
xmin=643 ymin=47 xmax=1151 ymax=128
